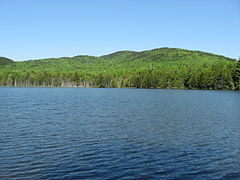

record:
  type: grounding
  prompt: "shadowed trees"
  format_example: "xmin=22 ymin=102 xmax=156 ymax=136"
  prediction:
xmin=233 ymin=60 xmax=240 ymax=90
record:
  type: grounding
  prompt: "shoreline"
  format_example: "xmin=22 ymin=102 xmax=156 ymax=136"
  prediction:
xmin=0 ymin=86 xmax=237 ymax=91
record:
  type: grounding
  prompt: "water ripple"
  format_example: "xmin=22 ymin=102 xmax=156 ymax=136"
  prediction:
xmin=0 ymin=88 xmax=239 ymax=179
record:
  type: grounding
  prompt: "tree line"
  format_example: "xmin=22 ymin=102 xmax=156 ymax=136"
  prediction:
xmin=0 ymin=48 xmax=239 ymax=90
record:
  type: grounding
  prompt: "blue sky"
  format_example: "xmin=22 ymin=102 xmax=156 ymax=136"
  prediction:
xmin=0 ymin=0 xmax=239 ymax=61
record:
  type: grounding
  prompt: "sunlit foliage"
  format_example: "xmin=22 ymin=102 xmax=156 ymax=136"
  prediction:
xmin=0 ymin=48 xmax=239 ymax=90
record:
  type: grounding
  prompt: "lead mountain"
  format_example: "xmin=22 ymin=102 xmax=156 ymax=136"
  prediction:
xmin=0 ymin=48 xmax=239 ymax=90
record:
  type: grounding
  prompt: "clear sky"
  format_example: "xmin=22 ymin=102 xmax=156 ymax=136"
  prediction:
xmin=0 ymin=0 xmax=239 ymax=61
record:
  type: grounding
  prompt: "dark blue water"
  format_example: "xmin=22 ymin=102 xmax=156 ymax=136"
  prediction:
xmin=0 ymin=88 xmax=239 ymax=180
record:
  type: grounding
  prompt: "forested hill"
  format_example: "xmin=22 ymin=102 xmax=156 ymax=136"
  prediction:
xmin=0 ymin=48 xmax=239 ymax=90
xmin=0 ymin=57 xmax=14 ymax=66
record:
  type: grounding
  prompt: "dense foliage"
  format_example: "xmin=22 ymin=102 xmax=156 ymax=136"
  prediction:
xmin=233 ymin=60 xmax=240 ymax=90
xmin=0 ymin=48 xmax=239 ymax=90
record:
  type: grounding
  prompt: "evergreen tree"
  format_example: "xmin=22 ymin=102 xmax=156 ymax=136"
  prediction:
xmin=233 ymin=60 xmax=240 ymax=90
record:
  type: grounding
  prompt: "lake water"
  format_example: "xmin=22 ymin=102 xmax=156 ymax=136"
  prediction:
xmin=0 ymin=87 xmax=239 ymax=179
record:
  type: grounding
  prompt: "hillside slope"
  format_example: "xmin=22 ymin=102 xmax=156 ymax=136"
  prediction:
xmin=0 ymin=48 xmax=239 ymax=89
xmin=0 ymin=57 xmax=14 ymax=66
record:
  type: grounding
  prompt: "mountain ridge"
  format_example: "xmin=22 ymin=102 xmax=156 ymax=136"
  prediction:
xmin=0 ymin=47 xmax=239 ymax=90
xmin=3 ymin=47 xmax=235 ymax=62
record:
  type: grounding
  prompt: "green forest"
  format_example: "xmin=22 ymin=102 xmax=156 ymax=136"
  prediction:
xmin=0 ymin=48 xmax=239 ymax=90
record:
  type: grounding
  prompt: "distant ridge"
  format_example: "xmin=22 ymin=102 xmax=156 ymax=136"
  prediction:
xmin=5 ymin=47 xmax=234 ymax=62
xmin=0 ymin=47 xmax=239 ymax=90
